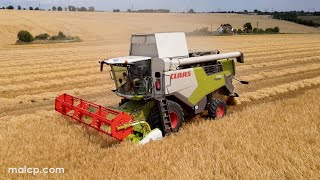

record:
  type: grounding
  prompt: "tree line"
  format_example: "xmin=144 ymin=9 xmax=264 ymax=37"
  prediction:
xmin=0 ymin=5 xmax=95 ymax=12
xmin=1 ymin=5 xmax=40 ymax=10
xmin=51 ymin=6 xmax=95 ymax=12
xmin=114 ymin=9 xmax=171 ymax=13
xmin=255 ymin=10 xmax=320 ymax=27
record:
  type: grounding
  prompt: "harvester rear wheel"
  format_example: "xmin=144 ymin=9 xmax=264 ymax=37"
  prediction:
xmin=208 ymin=99 xmax=227 ymax=119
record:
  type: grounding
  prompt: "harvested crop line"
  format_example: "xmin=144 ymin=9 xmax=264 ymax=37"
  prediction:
xmin=220 ymin=40 xmax=320 ymax=52
xmin=0 ymin=80 xmax=107 ymax=99
xmin=0 ymin=68 xmax=101 ymax=84
xmin=0 ymin=73 xmax=107 ymax=92
xmin=243 ymin=44 xmax=320 ymax=54
xmin=0 ymin=61 xmax=96 ymax=76
xmin=244 ymin=46 xmax=320 ymax=57
xmin=0 ymin=84 xmax=114 ymax=111
xmin=0 ymin=54 xmax=104 ymax=67
xmin=237 ymin=69 xmax=320 ymax=94
xmin=239 ymin=62 xmax=320 ymax=82
xmin=244 ymin=50 xmax=320 ymax=63
xmin=239 ymin=76 xmax=320 ymax=103
xmin=237 ymin=56 xmax=320 ymax=71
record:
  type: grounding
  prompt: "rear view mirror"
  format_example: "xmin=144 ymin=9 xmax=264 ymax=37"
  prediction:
xmin=100 ymin=61 xmax=104 ymax=72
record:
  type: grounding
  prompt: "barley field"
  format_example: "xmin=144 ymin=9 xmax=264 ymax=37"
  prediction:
xmin=0 ymin=10 xmax=319 ymax=179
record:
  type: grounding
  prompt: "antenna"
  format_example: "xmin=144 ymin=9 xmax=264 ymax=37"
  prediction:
xmin=131 ymin=0 xmax=134 ymax=11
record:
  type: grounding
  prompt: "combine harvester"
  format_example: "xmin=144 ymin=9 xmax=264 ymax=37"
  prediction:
xmin=55 ymin=32 xmax=246 ymax=144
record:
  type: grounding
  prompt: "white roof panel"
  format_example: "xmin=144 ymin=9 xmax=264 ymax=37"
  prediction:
xmin=105 ymin=56 xmax=151 ymax=64
xmin=155 ymin=32 xmax=189 ymax=58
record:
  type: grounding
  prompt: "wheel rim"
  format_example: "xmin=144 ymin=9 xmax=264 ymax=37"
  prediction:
xmin=216 ymin=105 xmax=225 ymax=118
xmin=169 ymin=112 xmax=178 ymax=129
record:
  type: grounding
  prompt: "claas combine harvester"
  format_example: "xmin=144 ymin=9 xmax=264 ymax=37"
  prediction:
xmin=55 ymin=32 xmax=246 ymax=144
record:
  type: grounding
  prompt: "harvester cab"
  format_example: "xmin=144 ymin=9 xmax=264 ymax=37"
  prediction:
xmin=55 ymin=32 xmax=245 ymax=144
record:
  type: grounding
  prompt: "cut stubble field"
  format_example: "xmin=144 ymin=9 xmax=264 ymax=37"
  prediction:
xmin=0 ymin=10 xmax=319 ymax=179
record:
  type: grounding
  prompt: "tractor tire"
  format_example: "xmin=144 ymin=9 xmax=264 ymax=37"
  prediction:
xmin=167 ymin=100 xmax=184 ymax=133
xmin=208 ymin=99 xmax=227 ymax=119
xmin=147 ymin=100 xmax=184 ymax=135
xmin=147 ymin=103 xmax=162 ymax=131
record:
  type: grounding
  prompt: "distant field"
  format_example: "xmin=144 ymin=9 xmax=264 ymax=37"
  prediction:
xmin=0 ymin=10 xmax=319 ymax=179
xmin=299 ymin=16 xmax=320 ymax=24
xmin=0 ymin=10 xmax=319 ymax=47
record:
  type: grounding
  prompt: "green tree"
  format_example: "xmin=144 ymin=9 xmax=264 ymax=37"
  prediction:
xmin=265 ymin=28 xmax=274 ymax=33
xmin=35 ymin=33 xmax=50 ymax=40
xmin=52 ymin=6 xmax=57 ymax=11
xmin=29 ymin=7 xmax=33 ymax=10
xmin=244 ymin=22 xmax=253 ymax=30
xmin=79 ymin=7 xmax=87 ymax=11
xmin=68 ymin=6 xmax=76 ymax=11
xmin=58 ymin=31 xmax=66 ymax=38
xmin=188 ymin=9 xmax=195 ymax=13
xmin=18 ymin=5 xmax=22 ymax=10
xmin=6 ymin=5 xmax=14 ymax=9
xmin=88 ymin=6 xmax=95 ymax=12
xmin=17 ymin=30 xmax=34 ymax=43
xmin=237 ymin=29 xmax=243 ymax=34
xmin=258 ymin=28 xmax=264 ymax=33
xmin=274 ymin=27 xmax=280 ymax=33
xmin=57 ymin=7 xmax=63 ymax=11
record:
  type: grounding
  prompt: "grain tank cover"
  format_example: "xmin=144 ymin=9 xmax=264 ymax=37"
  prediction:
xmin=130 ymin=32 xmax=189 ymax=59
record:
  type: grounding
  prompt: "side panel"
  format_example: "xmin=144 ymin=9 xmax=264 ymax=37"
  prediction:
xmin=151 ymin=58 xmax=166 ymax=99
xmin=164 ymin=68 xmax=198 ymax=100
xmin=218 ymin=59 xmax=235 ymax=76
xmin=188 ymin=67 xmax=226 ymax=105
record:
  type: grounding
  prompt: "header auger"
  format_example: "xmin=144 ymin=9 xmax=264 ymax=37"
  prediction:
xmin=55 ymin=32 xmax=246 ymax=144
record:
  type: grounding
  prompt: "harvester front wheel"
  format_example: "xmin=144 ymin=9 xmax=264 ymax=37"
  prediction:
xmin=147 ymin=104 xmax=162 ymax=131
xmin=208 ymin=99 xmax=227 ymax=119
xmin=147 ymin=100 xmax=184 ymax=136
xmin=167 ymin=100 xmax=184 ymax=132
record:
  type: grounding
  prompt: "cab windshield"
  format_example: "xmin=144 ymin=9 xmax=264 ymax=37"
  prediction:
xmin=111 ymin=60 xmax=152 ymax=96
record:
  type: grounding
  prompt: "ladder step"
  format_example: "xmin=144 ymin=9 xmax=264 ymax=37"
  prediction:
xmin=158 ymin=98 xmax=172 ymax=135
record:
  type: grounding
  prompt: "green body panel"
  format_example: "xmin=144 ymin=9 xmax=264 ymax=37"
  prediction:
xmin=188 ymin=68 xmax=225 ymax=105
xmin=118 ymin=100 xmax=157 ymax=142
xmin=131 ymin=95 xmax=144 ymax=100
xmin=188 ymin=60 xmax=236 ymax=105
xmin=118 ymin=100 xmax=156 ymax=121
xmin=218 ymin=59 xmax=235 ymax=76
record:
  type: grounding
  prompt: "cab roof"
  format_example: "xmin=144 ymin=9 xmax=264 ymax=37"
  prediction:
xmin=104 ymin=56 xmax=151 ymax=65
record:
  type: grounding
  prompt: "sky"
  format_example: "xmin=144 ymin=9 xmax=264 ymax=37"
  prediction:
xmin=0 ymin=0 xmax=319 ymax=12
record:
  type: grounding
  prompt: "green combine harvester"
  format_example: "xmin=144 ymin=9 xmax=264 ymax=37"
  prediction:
xmin=55 ymin=32 xmax=246 ymax=144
